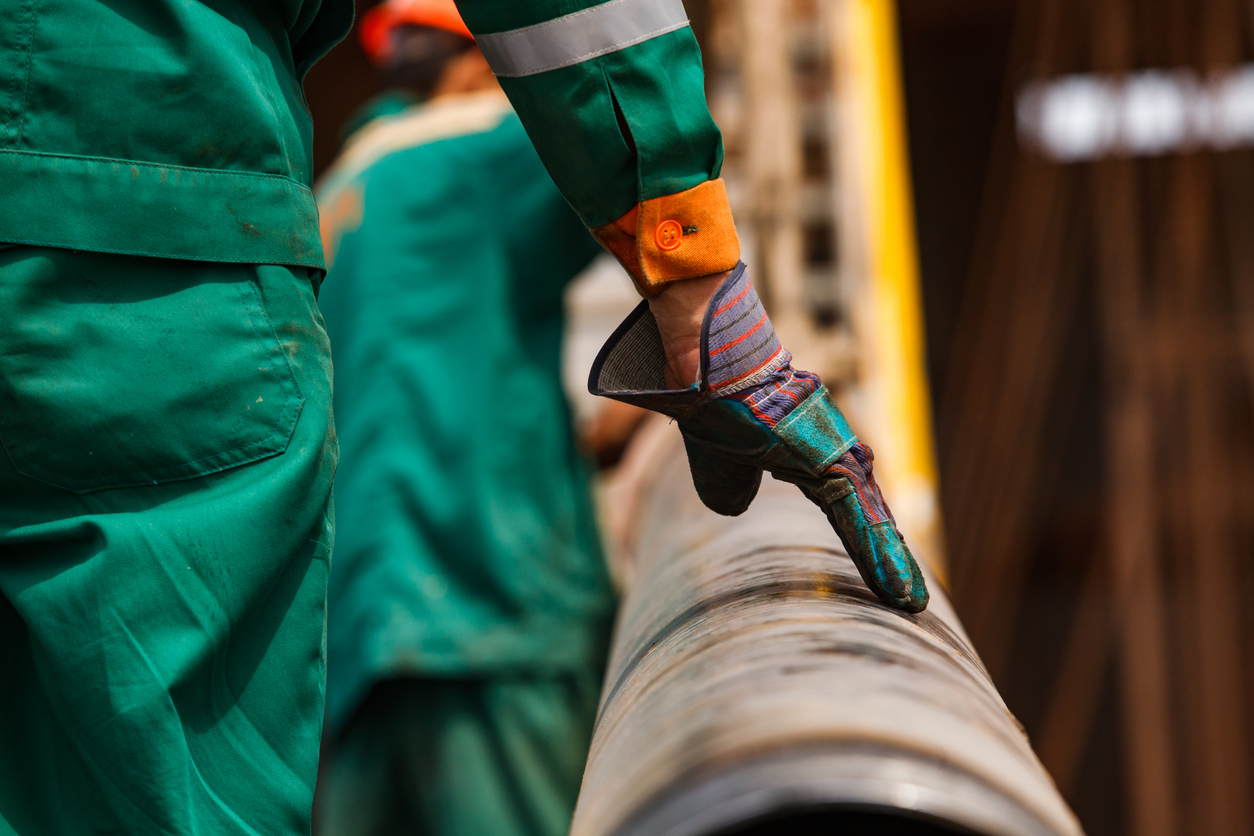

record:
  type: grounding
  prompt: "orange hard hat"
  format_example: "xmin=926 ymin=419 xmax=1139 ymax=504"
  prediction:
xmin=359 ymin=0 xmax=473 ymax=64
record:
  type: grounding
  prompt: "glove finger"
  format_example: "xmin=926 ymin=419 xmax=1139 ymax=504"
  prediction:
xmin=682 ymin=435 xmax=764 ymax=516
xmin=803 ymin=479 xmax=929 ymax=613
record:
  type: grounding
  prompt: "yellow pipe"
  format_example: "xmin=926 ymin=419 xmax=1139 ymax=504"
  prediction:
xmin=837 ymin=0 xmax=947 ymax=583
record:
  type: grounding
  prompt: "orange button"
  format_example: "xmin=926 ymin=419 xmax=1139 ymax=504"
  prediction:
xmin=655 ymin=219 xmax=684 ymax=251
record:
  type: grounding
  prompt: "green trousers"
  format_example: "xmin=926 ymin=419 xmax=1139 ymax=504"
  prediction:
xmin=0 ymin=248 xmax=337 ymax=836
xmin=316 ymin=673 xmax=602 ymax=836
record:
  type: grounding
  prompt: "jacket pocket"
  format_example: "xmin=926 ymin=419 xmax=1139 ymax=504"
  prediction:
xmin=0 ymin=250 xmax=304 ymax=493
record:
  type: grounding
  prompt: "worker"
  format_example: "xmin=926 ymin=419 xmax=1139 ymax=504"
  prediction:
xmin=450 ymin=0 xmax=928 ymax=615
xmin=312 ymin=3 xmax=614 ymax=834
xmin=0 ymin=0 xmax=923 ymax=834
xmin=0 ymin=1 xmax=349 ymax=834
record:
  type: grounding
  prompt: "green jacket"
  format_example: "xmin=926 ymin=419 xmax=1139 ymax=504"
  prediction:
xmin=316 ymin=94 xmax=614 ymax=730
xmin=454 ymin=0 xmax=723 ymax=229
xmin=0 ymin=0 xmax=351 ymax=267
xmin=1 ymin=0 xmax=727 ymax=281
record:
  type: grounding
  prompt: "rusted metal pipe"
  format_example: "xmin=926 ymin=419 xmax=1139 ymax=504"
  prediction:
xmin=572 ymin=422 xmax=1083 ymax=836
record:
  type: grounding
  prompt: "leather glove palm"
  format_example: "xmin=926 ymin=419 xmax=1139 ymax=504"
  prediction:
xmin=590 ymin=263 xmax=928 ymax=613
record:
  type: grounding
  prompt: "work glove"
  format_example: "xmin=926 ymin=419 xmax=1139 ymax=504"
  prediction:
xmin=589 ymin=263 xmax=928 ymax=613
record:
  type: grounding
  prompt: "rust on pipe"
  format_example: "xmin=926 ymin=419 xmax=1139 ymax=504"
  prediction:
xmin=572 ymin=422 xmax=1083 ymax=836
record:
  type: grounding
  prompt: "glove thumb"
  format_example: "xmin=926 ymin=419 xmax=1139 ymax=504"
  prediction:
xmin=682 ymin=433 xmax=764 ymax=516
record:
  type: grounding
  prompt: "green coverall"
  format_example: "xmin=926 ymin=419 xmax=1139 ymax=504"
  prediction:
xmin=313 ymin=91 xmax=614 ymax=836
xmin=0 ymin=1 xmax=724 ymax=833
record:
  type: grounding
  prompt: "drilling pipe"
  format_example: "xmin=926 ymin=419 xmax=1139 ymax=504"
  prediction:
xmin=571 ymin=422 xmax=1083 ymax=836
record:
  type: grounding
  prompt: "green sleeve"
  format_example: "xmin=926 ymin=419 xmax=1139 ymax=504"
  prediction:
xmin=453 ymin=0 xmax=724 ymax=228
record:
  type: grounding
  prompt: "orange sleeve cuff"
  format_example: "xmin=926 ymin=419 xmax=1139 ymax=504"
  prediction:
xmin=591 ymin=179 xmax=741 ymax=296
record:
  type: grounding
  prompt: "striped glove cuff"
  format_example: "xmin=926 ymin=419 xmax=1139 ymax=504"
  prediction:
xmin=588 ymin=262 xmax=819 ymax=422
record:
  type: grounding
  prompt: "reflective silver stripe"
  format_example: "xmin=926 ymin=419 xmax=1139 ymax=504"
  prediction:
xmin=476 ymin=0 xmax=690 ymax=78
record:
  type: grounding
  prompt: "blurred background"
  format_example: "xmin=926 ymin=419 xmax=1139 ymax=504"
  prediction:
xmin=306 ymin=2 xmax=1254 ymax=834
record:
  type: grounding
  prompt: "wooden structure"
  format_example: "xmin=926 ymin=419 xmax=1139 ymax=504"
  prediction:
xmin=926 ymin=1 xmax=1254 ymax=835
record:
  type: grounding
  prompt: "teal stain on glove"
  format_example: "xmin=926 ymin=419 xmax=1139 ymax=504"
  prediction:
xmin=589 ymin=264 xmax=929 ymax=613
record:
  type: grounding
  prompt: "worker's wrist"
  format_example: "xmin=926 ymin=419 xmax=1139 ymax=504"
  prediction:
xmin=594 ymin=262 xmax=794 ymax=409
xmin=647 ymin=270 xmax=729 ymax=388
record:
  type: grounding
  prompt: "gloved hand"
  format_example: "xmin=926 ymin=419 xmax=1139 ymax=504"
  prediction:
xmin=589 ymin=263 xmax=928 ymax=613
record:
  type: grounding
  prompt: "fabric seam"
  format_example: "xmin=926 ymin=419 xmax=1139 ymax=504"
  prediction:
xmin=0 ymin=147 xmax=316 ymax=190
xmin=0 ymin=237 xmax=323 ymax=267
xmin=12 ymin=0 xmax=40 ymax=145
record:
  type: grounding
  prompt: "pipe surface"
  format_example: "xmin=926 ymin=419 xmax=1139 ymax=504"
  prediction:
xmin=572 ymin=422 xmax=1083 ymax=836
